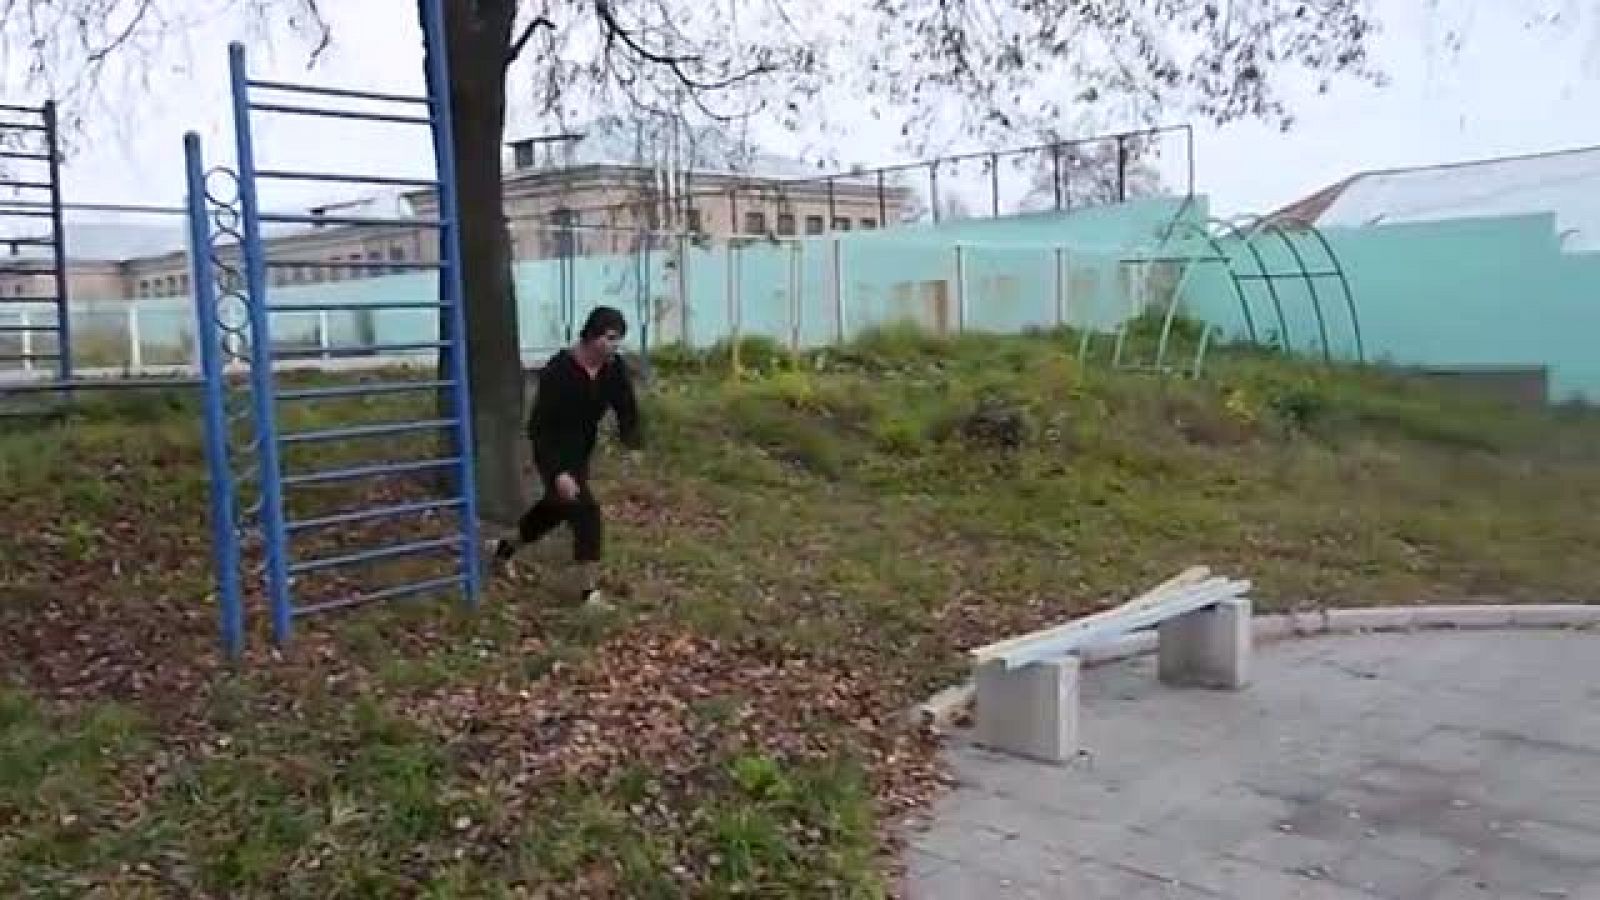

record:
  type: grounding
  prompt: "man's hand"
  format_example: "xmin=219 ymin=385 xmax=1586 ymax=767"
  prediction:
xmin=555 ymin=472 xmax=579 ymax=502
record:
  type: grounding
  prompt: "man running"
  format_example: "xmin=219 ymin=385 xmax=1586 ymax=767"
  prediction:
xmin=493 ymin=305 xmax=641 ymax=606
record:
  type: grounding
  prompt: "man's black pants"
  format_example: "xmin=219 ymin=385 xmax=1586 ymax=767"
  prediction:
xmin=516 ymin=465 xmax=602 ymax=563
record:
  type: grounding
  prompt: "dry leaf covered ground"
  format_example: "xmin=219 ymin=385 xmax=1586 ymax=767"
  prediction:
xmin=4 ymin=326 xmax=1599 ymax=897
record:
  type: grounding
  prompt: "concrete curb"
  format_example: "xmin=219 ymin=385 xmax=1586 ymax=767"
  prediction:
xmin=908 ymin=603 xmax=1599 ymax=731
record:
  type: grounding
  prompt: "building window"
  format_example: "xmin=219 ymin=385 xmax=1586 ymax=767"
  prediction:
xmin=137 ymin=279 xmax=150 ymax=298
xmin=329 ymin=256 xmax=345 ymax=282
xmin=388 ymin=244 xmax=406 ymax=273
xmin=832 ymin=217 xmax=852 ymax=231
xmin=743 ymin=211 xmax=767 ymax=235
xmin=777 ymin=214 xmax=796 ymax=236
xmin=860 ymin=218 xmax=878 ymax=230
xmin=804 ymin=215 xmax=824 ymax=235
xmin=512 ymin=140 xmax=535 ymax=170
xmin=684 ymin=208 xmax=703 ymax=233
xmin=272 ymin=269 xmax=288 ymax=287
xmin=365 ymin=250 xmax=381 ymax=277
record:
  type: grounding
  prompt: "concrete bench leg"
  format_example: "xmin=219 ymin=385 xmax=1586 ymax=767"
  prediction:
xmin=1158 ymin=596 xmax=1252 ymax=689
xmin=974 ymin=655 xmax=1080 ymax=763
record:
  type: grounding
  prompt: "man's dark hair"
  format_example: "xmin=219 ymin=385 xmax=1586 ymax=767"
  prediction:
xmin=580 ymin=305 xmax=628 ymax=341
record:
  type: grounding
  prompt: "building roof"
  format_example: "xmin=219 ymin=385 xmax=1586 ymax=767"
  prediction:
xmin=507 ymin=114 xmax=836 ymax=183
xmin=1264 ymin=144 xmax=1600 ymax=252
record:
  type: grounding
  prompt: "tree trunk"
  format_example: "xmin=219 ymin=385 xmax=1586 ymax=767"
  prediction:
xmin=429 ymin=0 xmax=525 ymax=525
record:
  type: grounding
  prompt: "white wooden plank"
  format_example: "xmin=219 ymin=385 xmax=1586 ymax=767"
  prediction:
xmin=971 ymin=566 xmax=1211 ymax=662
xmin=972 ymin=575 xmax=1251 ymax=671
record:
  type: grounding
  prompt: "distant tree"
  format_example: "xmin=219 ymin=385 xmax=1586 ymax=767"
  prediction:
xmin=1019 ymin=135 xmax=1168 ymax=213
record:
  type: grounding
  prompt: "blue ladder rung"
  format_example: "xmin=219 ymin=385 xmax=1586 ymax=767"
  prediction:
xmin=286 ymin=497 xmax=465 ymax=534
xmin=249 ymin=102 xmax=432 ymax=126
xmin=279 ymin=417 xmax=455 ymax=445
xmin=287 ymin=534 xmax=461 ymax=575
xmin=290 ymin=573 xmax=467 ymax=618
xmin=275 ymin=341 xmax=448 ymax=360
xmin=256 ymin=170 xmax=440 ymax=189
xmin=267 ymin=301 xmax=445 ymax=313
xmin=259 ymin=212 xmax=439 ymax=228
xmin=282 ymin=456 xmax=460 ymax=487
xmin=246 ymin=79 xmax=428 ymax=106
xmin=265 ymin=259 xmax=444 ymax=273
xmin=277 ymin=379 xmax=452 ymax=401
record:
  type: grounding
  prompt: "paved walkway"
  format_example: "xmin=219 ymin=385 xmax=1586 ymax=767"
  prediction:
xmin=905 ymin=630 xmax=1600 ymax=899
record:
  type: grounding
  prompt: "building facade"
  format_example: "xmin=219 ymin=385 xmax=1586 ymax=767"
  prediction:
xmin=1 ymin=147 xmax=907 ymax=304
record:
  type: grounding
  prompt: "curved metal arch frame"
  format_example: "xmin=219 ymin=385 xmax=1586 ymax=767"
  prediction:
xmin=1143 ymin=217 xmax=1261 ymax=371
xmin=1211 ymin=217 xmax=1294 ymax=355
xmin=1228 ymin=214 xmax=1366 ymax=364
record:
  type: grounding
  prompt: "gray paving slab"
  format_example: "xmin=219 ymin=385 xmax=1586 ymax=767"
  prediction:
xmin=904 ymin=629 xmax=1600 ymax=899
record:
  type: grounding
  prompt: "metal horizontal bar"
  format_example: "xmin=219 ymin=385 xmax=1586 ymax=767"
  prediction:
xmin=259 ymin=212 xmax=440 ymax=228
xmin=1234 ymin=271 xmax=1342 ymax=280
xmin=0 ymin=353 xmax=60 ymax=361
xmin=265 ymin=259 xmax=444 ymax=272
xmin=0 ymin=121 xmax=46 ymax=132
xmin=0 ymin=324 xmax=59 ymax=332
xmin=281 ymin=455 xmax=459 ymax=487
xmin=274 ymin=341 xmax=447 ymax=361
xmin=280 ymin=417 xmax=456 ymax=445
xmin=0 ymin=103 xmax=45 ymax=115
xmin=255 ymin=169 xmax=439 ymax=189
xmin=287 ymin=534 xmax=461 ymax=576
xmin=286 ymin=497 xmax=465 ymax=534
xmin=0 ymin=151 xmax=49 ymax=161
xmin=0 ymin=179 xmax=51 ymax=190
xmin=250 ymin=102 xmax=432 ymax=126
xmin=0 ymin=237 xmax=55 ymax=246
xmin=276 ymin=379 xmax=452 ymax=401
xmin=0 ymin=297 xmax=60 ymax=305
xmin=247 ymin=78 xmax=429 ymax=106
xmin=266 ymin=301 xmax=444 ymax=313
xmin=0 ymin=377 xmax=198 ymax=395
xmin=0 ymin=208 xmax=54 ymax=219
xmin=290 ymin=573 xmax=467 ymax=618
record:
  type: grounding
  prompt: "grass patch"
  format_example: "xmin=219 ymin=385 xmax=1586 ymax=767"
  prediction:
xmin=4 ymin=333 xmax=1600 ymax=894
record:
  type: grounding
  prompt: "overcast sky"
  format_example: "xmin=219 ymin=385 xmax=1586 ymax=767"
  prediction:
xmin=8 ymin=0 xmax=1600 ymax=221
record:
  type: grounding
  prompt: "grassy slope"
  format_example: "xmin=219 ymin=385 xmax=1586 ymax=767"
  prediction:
xmin=3 ymin=327 xmax=1599 ymax=897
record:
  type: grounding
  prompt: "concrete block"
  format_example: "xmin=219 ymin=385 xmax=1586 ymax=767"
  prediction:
xmin=1326 ymin=607 xmax=1417 ymax=633
xmin=1511 ymin=604 xmax=1600 ymax=627
xmin=1158 ymin=596 xmax=1252 ymax=690
xmin=1252 ymin=614 xmax=1292 ymax=643
xmin=912 ymin=682 xmax=975 ymax=731
xmin=974 ymin=656 xmax=1080 ymax=764
xmin=1410 ymin=605 xmax=1514 ymax=629
xmin=1286 ymin=609 xmax=1329 ymax=636
xmin=1081 ymin=631 xmax=1156 ymax=667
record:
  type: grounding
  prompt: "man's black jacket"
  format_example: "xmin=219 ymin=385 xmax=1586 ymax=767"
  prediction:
xmin=525 ymin=348 xmax=641 ymax=480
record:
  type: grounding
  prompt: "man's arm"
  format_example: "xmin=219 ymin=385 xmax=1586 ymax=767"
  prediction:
xmin=608 ymin=354 xmax=643 ymax=450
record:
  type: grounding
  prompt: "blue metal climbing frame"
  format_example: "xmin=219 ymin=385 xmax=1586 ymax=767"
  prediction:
xmin=187 ymin=1 xmax=479 ymax=658
xmin=0 ymin=101 xmax=72 ymax=384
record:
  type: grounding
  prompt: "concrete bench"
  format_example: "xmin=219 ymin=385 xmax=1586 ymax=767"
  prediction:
xmin=969 ymin=566 xmax=1252 ymax=763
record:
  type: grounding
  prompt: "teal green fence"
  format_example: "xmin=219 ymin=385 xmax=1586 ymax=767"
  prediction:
xmin=8 ymin=193 xmax=1597 ymax=403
